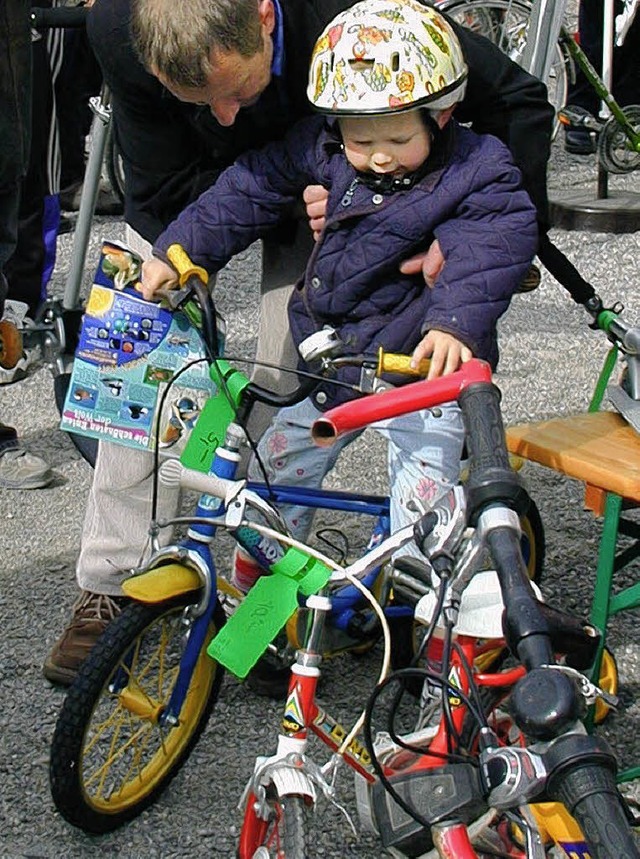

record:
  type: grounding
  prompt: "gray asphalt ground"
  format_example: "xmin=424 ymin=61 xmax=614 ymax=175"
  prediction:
xmin=1 ymin=136 xmax=640 ymax=858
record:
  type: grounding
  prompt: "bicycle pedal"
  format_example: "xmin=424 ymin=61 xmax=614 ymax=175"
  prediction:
xmin=559 ymin=104 xmax=601 ymax=131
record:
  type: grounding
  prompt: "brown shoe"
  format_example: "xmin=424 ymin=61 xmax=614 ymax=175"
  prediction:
xmin=43 ymin=590 xmax=128 ymax=686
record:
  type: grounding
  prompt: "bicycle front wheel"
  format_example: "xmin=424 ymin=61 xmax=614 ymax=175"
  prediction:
xmin=438 ymin=0 xmax=569 ymax=136
xmin=49 ymin=596 xmax=224 ymax=833
xmin=238 ymin=790 xmax=309 ymax=859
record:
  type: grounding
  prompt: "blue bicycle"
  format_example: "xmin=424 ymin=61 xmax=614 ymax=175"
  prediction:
xmin=48 ymin=251 xmax=544 ymax=833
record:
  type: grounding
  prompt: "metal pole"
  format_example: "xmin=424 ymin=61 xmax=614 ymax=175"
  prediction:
xmin=62 ymin=85 xmax=111 ymax=310
xmin=520 ymin=0 xmax=567 ymax=84
xmin=601 ymin=0 xmax=615 ymax=116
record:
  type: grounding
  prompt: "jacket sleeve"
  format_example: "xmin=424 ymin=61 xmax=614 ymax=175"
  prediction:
xmin=425 ymin=146 xmax=539 ymax=362
xmin=152 ymin=118 xmax=325 ymax=271
xmin=445 ymin=14 xmax=554 ymax=231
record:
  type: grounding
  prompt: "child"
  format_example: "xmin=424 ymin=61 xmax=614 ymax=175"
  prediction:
xmin=140 ymin=0 xmax=538 ymax=589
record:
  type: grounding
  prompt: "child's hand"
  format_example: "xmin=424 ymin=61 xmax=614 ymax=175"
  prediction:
xmin=411 ymin=330 xmax=472 ymax=380
xmin=303 ymin=184 xmax=328 ymax=240
xmin=139 ymin=258 xmax=179 ymax=301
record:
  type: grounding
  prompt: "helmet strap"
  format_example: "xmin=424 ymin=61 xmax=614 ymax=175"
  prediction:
xmin=354 ymin=113 xmax=456 ymax=194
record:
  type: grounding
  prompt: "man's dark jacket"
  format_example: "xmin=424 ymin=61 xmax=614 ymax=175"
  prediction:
xmin=88 ymin=0 xmax=554 ymax=242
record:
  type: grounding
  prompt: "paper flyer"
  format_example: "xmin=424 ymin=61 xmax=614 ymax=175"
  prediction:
xmin=59 ymin=241 xmax=215 ymax=454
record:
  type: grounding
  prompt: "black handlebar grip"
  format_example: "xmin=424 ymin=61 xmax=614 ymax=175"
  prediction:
xmin=31 ymin=6 xmax=88 ymax=30
xmin=542 ymin=733 xmax=639 ymax=859
xmin=457 ymin=382 xmax=528 ymax=518
xmin=551 ymin=765 xmax=639 ymax=858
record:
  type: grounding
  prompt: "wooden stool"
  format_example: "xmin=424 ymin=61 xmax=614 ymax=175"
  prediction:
xmin=506 ymin=411 xmax=640 ymax=782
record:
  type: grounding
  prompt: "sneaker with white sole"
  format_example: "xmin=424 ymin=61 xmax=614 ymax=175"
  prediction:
xmin=0 ymin=341 xmax=43 ymax=384
xmin=0 ymin=447 xmax=54 ymax=489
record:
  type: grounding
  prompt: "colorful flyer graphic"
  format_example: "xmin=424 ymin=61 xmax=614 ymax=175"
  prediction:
xmin=60 ymin=241 xmax=215 ymax=454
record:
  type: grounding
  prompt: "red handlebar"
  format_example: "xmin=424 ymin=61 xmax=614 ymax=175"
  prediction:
xmin=312 ymin=358 xmax=492 ymax=446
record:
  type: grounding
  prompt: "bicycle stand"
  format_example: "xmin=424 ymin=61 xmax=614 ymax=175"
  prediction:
xmin=545 ymin=0 xmax=640 ymax=232
xmin=26 ymin=84 xmax=114 ymax=467
xmin=549 ymin=166 xmax=640 ymax=234
xmin=27 ymin=83 xmax=113 ymax=380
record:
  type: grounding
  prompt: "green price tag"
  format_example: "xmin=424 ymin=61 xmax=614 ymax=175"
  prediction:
xmin=180 ymin=361 xmax=250 ymax=473
xmin=207 ymin=549 xmax=333 ymax=677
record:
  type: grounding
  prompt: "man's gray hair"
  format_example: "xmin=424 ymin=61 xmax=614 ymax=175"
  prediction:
xmin=131 ymin=0 xmax=263 ymax=87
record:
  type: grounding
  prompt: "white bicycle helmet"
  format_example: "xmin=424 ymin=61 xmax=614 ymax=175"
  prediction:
xmin=308 ymin=0 xmax=468 ymax=115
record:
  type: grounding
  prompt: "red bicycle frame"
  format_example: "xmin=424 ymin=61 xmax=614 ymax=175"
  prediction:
xmin=238 ymin=629 xmax=527 ymax=859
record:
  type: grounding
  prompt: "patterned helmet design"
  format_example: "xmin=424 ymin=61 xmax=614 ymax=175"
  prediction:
xmin=308 ymin=0 xmax=468 ymax=114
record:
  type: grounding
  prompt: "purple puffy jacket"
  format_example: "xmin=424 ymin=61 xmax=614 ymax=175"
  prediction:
xmin=155 ymin=115 xmax=538 ymax=408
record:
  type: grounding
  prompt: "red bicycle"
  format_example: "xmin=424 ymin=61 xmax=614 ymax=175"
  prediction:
xmin=222 ymin=359 xmax=638 ymax=858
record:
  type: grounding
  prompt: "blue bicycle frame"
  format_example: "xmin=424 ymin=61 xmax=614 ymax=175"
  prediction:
xmin=139 ymin=428 xmax=410 ymax=729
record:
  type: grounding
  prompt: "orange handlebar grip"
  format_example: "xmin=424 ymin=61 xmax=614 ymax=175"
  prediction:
xmin=377 ymin=349 xmax=431 ymax=377
xmin=166 ymin=244 xmax=209 ymax=287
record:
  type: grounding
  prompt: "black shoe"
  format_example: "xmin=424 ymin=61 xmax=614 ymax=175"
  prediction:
xmin=59 ymin=180 xmax=82 ymax=212
xmin=565 ymin=128 xmax=597 ymax=155
xmin=245 ymin=649 xmax=293 ymax=699
xmin=59 ymin=181 xmax=124 ymax=216
xmin=94 ymin=186 xmax=124 ymax=216
xmin=58 ymin=214 xmax=74 ymax=235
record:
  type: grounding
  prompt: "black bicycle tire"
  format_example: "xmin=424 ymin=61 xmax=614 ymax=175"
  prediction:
xmin=49 ymin=596 xmax=224 ymax=833
xmin=105 ymin=127 xmax=125 ymax=205
xmin=437 ymin=0 xmax=569 ymax=137
xmin=596 ymin=105 xmax=640 ymax=175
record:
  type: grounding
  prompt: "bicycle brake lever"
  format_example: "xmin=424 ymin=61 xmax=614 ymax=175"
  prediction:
xmin=543 ymin=664 xmax=619 ymax=709
xmin=155 ymin=285 xmax=195 ymax=310
xmin=413 ymin=485 xmax=467 ymax=559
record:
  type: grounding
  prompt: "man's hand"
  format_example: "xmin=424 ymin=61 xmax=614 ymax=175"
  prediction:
xmin=399 ymin=239 xmax=444 ymax=287
xmin=139 ymin=257 xmax=179 ymax=301
xmin=303 ymin=184 xmax=329 ymax=240
xmin=411 ymin=329 xmax=473 ymax=380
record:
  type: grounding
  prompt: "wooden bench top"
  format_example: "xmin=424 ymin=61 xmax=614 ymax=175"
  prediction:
xmin=506 ymin=411 xmax=640 ymax=503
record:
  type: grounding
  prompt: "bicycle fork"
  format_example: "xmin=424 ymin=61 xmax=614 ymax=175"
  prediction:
xmin=238 ymin=598 xmax=324 ymax=857
xmin=238 ymin=593 xmax=370 ymax=855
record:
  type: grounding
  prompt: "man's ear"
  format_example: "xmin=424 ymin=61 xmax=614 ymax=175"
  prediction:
xmin=258 ymin=0 xmax=276 ymax=35
xmin=434 ymin=105 xmax=456 ymax=130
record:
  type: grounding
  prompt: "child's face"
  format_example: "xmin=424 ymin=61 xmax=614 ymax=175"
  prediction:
xmin=339 ymin=111 xmax=432 ymax=177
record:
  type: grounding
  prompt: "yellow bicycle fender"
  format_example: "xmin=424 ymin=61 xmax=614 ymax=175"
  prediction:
xmin=122 ymin=563 xmax=201 ymax=603
xmin=530 ymin=801 xmax=587 ymax=849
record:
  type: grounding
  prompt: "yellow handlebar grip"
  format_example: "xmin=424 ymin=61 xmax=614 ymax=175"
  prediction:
xmin=377 ymin=349 xmax=431 ymax=377
xmin=166 ymin=244 xmax=209 ymax=287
